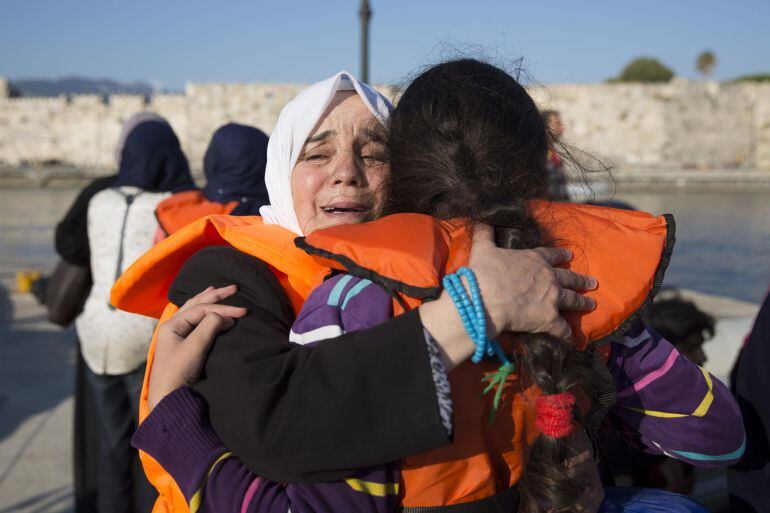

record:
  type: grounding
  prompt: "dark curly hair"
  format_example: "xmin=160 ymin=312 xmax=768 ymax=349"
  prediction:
xmin=385 ymin=58 xmax=601 ymax=513
xmin=646 ymin=295 xmax=715 ymax=345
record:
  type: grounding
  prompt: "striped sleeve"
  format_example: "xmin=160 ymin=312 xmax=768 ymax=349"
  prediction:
xmin=133 ymin=388 xmax=402 ymax=513
xmin=608 ymin=321 xmax=745 ymax=467
xmin=290 ymin=274 xmax=394 ymax=343
xmin=131 ymin=387 xmax=288 ymax=513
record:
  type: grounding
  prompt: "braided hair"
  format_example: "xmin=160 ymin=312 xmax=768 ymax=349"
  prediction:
xmin=385 ymin=59 xmax=601 ymax=513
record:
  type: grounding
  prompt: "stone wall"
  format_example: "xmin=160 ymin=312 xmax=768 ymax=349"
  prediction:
xmin=529 ymin=79 xmax=770 ymax=170
xmin=0 ymin=77 xmax=768 ymax=171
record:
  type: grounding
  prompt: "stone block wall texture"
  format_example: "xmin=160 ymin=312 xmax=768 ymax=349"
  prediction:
xmin=0 ymin=77 xmax=768 ymax=171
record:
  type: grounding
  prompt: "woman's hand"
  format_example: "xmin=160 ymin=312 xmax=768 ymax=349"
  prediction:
xmin=468 ymin=224 xmax=596 ymax=341
xmin=420 ymin=224 xmax=596 ymax=371
xmin=147 ymin=285 xmax=247 ymax=411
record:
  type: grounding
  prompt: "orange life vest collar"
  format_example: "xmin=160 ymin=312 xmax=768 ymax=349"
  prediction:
xmin=155 ymin=190 xmax=239 ymax=237
xmin=294 ymin=216 xmax=471 ymax=308
xmin=296 ymin=200 xmax=675 ymax=350
xmin=111 ymin=215 xmax=329 ymax=317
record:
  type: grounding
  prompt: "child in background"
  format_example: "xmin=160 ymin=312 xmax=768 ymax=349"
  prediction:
xmin=647 ymin=294 xmax=715 ymax=368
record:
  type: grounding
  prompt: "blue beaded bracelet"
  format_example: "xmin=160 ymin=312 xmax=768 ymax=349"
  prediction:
xmin=442 ymin=267 xmax=516 ymax=421
xmin=442 ymin=267 xmax=510 ymax=365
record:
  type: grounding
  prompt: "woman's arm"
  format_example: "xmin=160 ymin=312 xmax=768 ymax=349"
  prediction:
xmin=142 ymin=279 xmax=404 ymax=513
xmin=176 ymin=247 xmax=449 ymax=483
xmin=162 ymin=227 xmax=595 ymax=483
xmin=609 ymin=320 xmax=745 ymax=467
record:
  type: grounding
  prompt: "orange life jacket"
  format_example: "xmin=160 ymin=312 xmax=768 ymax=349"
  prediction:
xmin=155 ymin=190 xmax=239 ymax=236
xmin=111 ymin=201 xmax=673 ymax=513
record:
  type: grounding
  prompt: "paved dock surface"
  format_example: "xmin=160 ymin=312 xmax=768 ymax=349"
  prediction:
xmin=0 ymin=291 xmax=75 ymax=513
xmin=0 ymin=188 xmax=77 ymax=512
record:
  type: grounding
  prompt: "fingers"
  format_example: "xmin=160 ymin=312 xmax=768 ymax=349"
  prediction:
xmin=179 ymin=285 xmax=214 ymax=311
xmin=546 ymin=316 xmax=573 ymax=342
xmin=164 ymin=303 xmax=247 ymax=339
xmin=148 ymin=311 xmax=235 ymax=412
xmin=182 ymin=303 xmax=247 ymax=324
xmin=180 ymin=284 xmax=239 ymax=312
xmin=554 ymin=268 xmax=598 ymax=292
xmin=186 ymin=312 xmax=235 ymax=356
xmin=533 ymin=247 xmax=573 ymax=266
xmin=558 ymin=288 xmax=596 ymax=311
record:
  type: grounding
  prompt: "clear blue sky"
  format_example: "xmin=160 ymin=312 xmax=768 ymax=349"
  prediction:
xmin=1 ymin=0 xmax=768 ymax=89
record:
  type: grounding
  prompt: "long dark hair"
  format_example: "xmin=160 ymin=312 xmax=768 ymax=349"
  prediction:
xmin=386 ymin=59 xmax=600 ymax=513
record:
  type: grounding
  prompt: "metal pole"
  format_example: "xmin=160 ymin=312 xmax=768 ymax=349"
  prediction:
xmin=358 ymin=0 xmax=372 ymax=83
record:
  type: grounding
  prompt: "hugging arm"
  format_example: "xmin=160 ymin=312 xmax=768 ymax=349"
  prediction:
xmin=609 ymin=320 xmax=745 ymax=467
xmin=173 ymin=247 xmax=448 ymax=483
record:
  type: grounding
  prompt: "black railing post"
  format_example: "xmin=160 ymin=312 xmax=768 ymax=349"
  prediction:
xmin=358 ymin=0 xmax=372 ymax=83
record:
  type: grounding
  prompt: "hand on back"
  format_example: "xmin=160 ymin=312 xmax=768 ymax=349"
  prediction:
xmin=467 ymin=224 xmax=596 ymax=341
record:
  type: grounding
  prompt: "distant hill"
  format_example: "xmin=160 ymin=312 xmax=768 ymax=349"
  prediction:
xmin=10 ymin=76 xmax=154 ymax=97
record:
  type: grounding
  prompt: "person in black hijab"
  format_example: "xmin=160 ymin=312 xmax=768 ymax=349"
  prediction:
xmin=113 ymin=119 xmax=195 ymax=193
xmin=202 ymin=123 xmax=269 ymax=215
xmin=56 ymin=113 xmax=193 ymax=513
xmin=154 ymin=123 xmax=269 ymax=237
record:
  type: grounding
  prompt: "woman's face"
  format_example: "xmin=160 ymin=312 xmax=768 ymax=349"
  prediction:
xmin=291 ymin=91 xmax=389 ymax=234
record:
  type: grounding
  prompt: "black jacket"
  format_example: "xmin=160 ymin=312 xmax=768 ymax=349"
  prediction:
xmin=728 ymin=291 xmax=770 ymax=513
xmin=167 ymin=246 xmax=450 ymax=484
xmin=55 ymin=175 xmax=117 ymax=266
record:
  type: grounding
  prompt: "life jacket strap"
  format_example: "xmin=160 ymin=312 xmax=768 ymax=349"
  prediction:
xmin=582 ymin=345 xmax=618 ymax=429
xmin=398 ymin=485 xmax=519 ymax=513
xmin=108 ymin=187 xmax=143 ymax=311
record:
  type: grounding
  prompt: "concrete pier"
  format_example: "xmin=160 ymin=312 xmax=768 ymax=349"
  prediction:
xmin=0 ymin=291 xmax=76 ymax=513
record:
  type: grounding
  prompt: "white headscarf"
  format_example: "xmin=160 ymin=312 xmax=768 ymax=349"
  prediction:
xmin=259 ymin=71 xmax=392 ymax=235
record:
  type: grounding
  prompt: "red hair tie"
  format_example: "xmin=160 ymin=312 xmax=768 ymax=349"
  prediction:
xmin=536 ymin=391 xmax=576 ymax=438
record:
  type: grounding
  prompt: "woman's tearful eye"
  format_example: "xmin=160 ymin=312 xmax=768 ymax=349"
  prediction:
xmin=361 ymin=154 xmax=383 ymax=164
xmin=305 ymin=153 xmax=329 ymax=162
xmin=360 ymin=147 xmax=387 ymax=165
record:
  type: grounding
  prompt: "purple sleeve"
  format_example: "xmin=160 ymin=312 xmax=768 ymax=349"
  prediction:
xmin=608 ymin=321 xmax=745 ymax=467
xmin=132 ymin=388 xmax=401 ymax=513
xmin=289 ymin=274 xmax=393 ymax=343
xmin=131 ymin=387 xmax=288 ymax=513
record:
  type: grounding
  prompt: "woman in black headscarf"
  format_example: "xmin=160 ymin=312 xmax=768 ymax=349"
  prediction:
xmin=56 ymin=112 xmax=194 ymax=513
xmin=154 ymin=123 xmax=269 ymax=237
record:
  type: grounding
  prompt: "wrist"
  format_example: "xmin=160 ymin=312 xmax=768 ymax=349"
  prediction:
xmin=147 ymin=381 xmax=178 ymax=412
xmin=418 ymin=292 xmax=475 ymax=372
